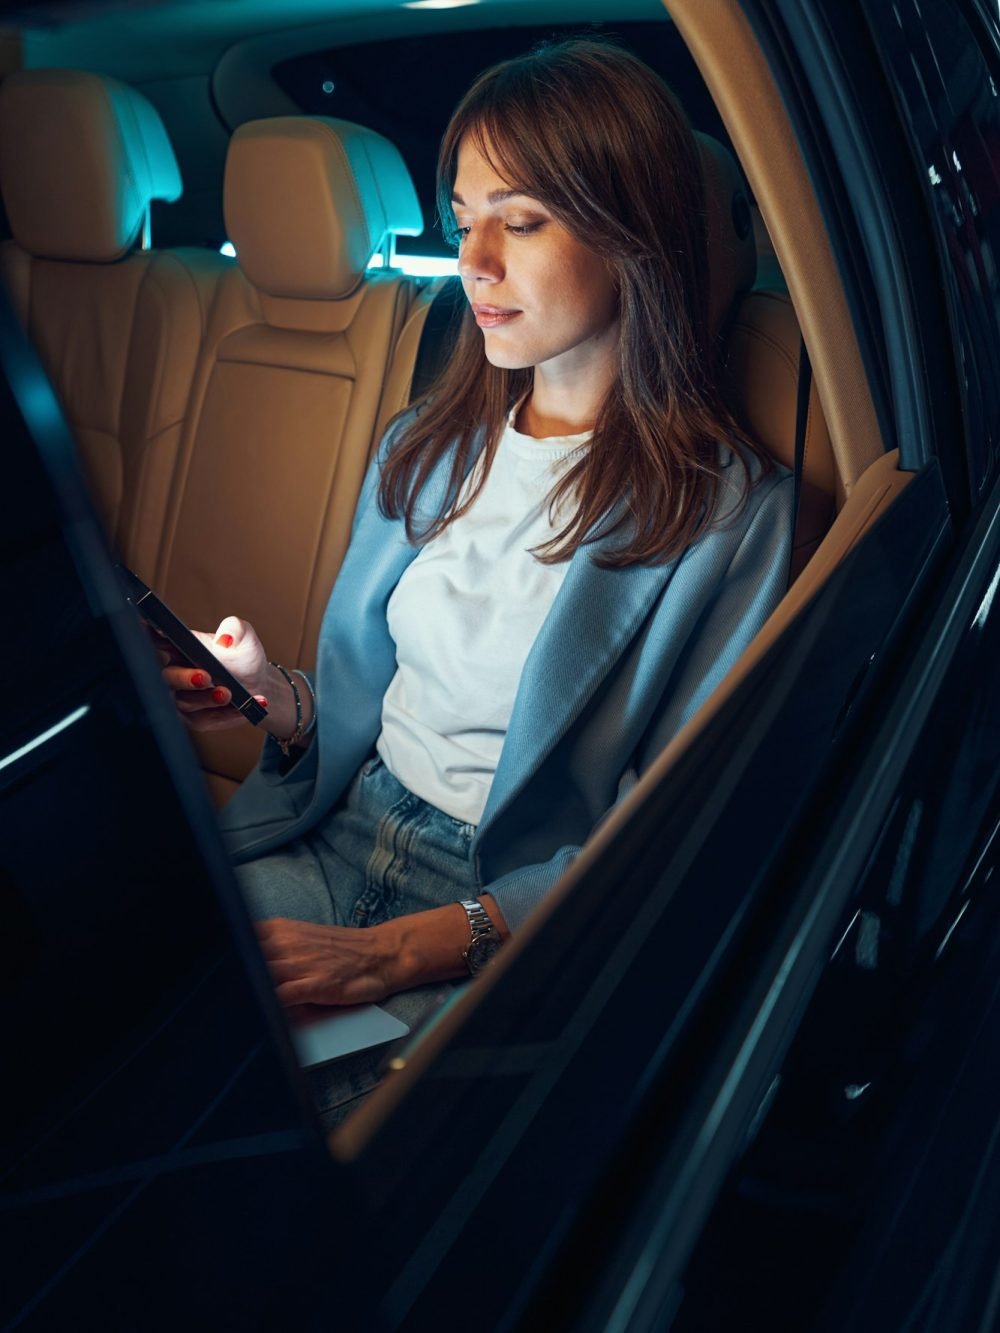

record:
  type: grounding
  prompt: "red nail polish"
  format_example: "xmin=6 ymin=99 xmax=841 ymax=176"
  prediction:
xmin=190 ymin=671 xmax=208 ymax=688
xmin=216 ymin=633 xmax=234 ymax=648
xmin=257 ymin=697 xmax=268 ymax=708
xmin=212 ymin=687 xmax=228 ymax=704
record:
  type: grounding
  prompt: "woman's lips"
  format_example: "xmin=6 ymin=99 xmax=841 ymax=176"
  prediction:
xmin=472 ymin=304 xmax=521 ymax=329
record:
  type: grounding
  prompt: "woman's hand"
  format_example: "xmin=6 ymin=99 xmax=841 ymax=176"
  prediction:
xmin=158 ymin=615 xmax=269 ymax=732
xmin=158 ymin=615 xmax=309 ymax=742
xmin=254 ymin=898 xmax=510 ymax=1007
xmin=255 ymin=918 xmax=401 ymax=1006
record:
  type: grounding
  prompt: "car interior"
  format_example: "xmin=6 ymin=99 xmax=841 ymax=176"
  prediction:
xmin=9 ymin=3 xmax=1000 ymax=1328
xmin=8 ymin=3 xmax=983 ymax=1328
xmin=0 ymin=0 xmax=916 ymax=1114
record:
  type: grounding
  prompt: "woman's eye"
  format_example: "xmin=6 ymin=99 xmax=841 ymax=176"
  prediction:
xmin=507 ymin=221 xmax=545 ymax=236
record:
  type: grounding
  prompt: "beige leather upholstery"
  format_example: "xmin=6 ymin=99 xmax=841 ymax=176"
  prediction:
xmin=154 ymin=116 xmax=423 ymax=801
xmin=0 ymin=68 xmax=181 ymax=262
xmin=668 ymin=0 xmax=885 ymax=491
xmin=224 ymin=116 xmax=422 ymax=300
xmin=727 ymin=290 xmax=836 ymax=577
xmin=696 ymin=132 xmax=756 ymax=338
xmin=694 ymin=138 xmax=836 ymax=577
xmin=0 ymin=79 xmax=422 ymax=801
xmin=693 ymin=136 xmax=837 ymax=577
xmin=0 ymin=69 xmax=221 ymax=553
xmin=374 ymin=277 xmax=445 ymax=444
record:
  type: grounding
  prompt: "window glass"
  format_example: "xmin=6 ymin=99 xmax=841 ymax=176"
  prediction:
xmin=272 ymin=20 xmax=730 ymax=259
xmin=866 ymin=0 xmax=1000 ymax=500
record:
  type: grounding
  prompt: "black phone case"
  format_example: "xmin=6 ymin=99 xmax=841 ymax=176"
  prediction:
xmin=117 ymin=565 xmax=268 ymax=726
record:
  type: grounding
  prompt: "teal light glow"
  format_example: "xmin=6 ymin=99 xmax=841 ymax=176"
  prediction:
xmin=0 ymin=706 xmax=90 ymax=775
xmin=217 ymin=241 xmax=456 ymax=278
xmin=368 ymin=253 xmax=458 ymax=277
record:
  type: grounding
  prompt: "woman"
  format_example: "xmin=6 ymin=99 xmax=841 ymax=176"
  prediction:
xmin=164 ymin=39 xmax=793 ymax=1115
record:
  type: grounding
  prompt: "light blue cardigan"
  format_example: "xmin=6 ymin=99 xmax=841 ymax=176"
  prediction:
xmin=221 ymin=416 xmax=794 ymax=930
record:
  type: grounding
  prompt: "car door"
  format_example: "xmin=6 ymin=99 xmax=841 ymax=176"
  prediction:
xmin=336 ymin=2 xmax=1000 ymax=1330
xmin=571 ymin=1 xmax=1000 ymax=1328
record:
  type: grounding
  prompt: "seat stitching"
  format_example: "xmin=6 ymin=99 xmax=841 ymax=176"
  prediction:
xmin=215 ymin=353 xmax=356 ymax=381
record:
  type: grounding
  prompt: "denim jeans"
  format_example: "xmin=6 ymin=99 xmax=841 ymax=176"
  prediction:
xmin=235 ymin=753 xmax=481 ymax=1127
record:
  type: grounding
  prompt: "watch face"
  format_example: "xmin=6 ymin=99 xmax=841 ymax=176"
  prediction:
xmin=467 ymin=935 xmax=502 ymax=973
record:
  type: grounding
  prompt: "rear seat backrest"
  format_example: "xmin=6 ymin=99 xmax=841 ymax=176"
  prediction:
xmin=153 ymin=116 xmax=423 ymax=802
xmin=727 ymin=290 xmax=836 ymax=577
xmin=691 ymin=133 xmax=837 ymax=575
xmin=698 ymin=136 xmax=836 ymax=573
xmin=0 ymin=69 xmax=222 ymax=564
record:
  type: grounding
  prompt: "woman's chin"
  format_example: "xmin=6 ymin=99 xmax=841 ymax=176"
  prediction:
xmin=481 ymin=343 xmax=535 ymax=371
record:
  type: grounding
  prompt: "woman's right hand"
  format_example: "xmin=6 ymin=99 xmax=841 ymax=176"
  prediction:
xmin=159 ymin=615 xmax=271 ymax=733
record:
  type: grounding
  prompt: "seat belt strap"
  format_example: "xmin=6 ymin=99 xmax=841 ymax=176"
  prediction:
xmin=410 ymin=276 xmax=466 ymax=403
xmin=790 ymin=336 xmax=812 ymax=582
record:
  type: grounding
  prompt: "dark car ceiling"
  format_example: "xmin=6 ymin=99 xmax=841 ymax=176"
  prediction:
xmin=6 ymin=0 xmax=671 ymax=81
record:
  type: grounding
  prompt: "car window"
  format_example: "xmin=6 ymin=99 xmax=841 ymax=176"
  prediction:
xmin=866 ymin=0 xmax=1000 ymax=503
xmin=272 ymin=19 xmax=732 ymax=260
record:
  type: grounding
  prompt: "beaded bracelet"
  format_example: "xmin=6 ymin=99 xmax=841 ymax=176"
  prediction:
xmin=269 ymin=661 xmax=305 ymax=757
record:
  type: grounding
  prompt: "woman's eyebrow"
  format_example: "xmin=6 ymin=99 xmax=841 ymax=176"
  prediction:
xmin=451 ymin=188 xmax=534 ymax=205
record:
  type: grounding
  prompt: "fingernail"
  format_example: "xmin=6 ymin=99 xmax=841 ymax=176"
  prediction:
xmin=256 ymin=696 xmax=268 ymax=708
xmin=190 ymin=671 xmax=208 ymax=688
xmin=212 ymin=687 xmax=228 ymax=704
xmin=216 ymin=633 xmax=234 ymax=648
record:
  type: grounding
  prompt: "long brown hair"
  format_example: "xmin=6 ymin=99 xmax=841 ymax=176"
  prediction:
xmin=379 ymin=38 xmax=767 ymax=568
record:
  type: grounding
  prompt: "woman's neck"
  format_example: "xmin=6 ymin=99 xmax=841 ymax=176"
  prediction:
xmin=516 ymin=358 xmax=615 ymax=439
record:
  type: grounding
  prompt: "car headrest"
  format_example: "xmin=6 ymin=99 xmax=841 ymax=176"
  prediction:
xmin=695 ymin=132 xmax=757 ymax=336
xmin=0 ymin=68 xmax=182 ymax=263
xmin=223 ymin=116 xmax=424 ymax=301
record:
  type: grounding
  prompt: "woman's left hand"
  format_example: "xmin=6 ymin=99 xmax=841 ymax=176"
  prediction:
xmin=254 ymin=918 xmax=399 ymax=1006
xmin=254 ymin=898 xmax=509 ymax=1007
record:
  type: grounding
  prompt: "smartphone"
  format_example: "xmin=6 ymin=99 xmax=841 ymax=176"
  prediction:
xmin=117 ymin=565 xmax=268 ymax=726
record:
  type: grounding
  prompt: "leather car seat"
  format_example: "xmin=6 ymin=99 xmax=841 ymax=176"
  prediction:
xmin=698 ymin=133 xmax=835 ymax=578
xmin=151 ymin=115 xmax=424 ymax=802
xmin=0 ymin=69 xmax=223 ymax=561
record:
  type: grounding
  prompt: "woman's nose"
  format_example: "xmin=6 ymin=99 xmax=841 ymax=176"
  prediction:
xmin=458 ymin=226 xmax=503 ymax=283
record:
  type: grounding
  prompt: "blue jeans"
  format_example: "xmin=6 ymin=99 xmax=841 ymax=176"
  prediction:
xmin=235 ymin=754 xmax=481 ymax=1126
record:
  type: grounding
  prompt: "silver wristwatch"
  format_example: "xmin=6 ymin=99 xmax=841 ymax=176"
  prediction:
xmin=459 ymin=898 xmax=502 ymax=975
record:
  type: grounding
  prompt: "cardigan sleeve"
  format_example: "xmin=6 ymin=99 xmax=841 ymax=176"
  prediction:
xmin=481 ymin=471 xmax=794 ymax=932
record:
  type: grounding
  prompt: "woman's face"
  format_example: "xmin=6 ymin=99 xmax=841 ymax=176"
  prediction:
xmin=452 ymin=135 xmax=620 ymax=383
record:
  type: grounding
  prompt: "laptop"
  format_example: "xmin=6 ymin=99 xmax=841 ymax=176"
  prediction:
xmin=290 ymin=1003 xmax=410 ymax=1067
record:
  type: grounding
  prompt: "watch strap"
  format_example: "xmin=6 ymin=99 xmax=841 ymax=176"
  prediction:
xmin=459 ymin=897 xmax=501 ymax=975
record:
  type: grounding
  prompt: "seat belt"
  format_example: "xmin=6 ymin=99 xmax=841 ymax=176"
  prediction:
xmin=409 ymin=276 xmax=466 ymax=403
xmin=790 ymin=336 xmax=812 ymax=583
